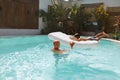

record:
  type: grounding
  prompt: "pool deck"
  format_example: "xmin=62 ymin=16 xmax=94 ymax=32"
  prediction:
xmin=104 ymin=38 xmax=120 ymax=43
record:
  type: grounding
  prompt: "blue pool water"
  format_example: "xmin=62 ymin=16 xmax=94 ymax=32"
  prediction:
xmin=0 ymin=36 xmax=120 ymax=80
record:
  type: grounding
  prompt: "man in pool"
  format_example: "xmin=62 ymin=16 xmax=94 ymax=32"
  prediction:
xmin=69 ymin=33 xmax=88 ymax=41
xmin=69 ymin=33 xmax=80 ymax=41
xmin=94 ymin=31 xmax=109 ymax=38
xmin=51 ymin=40 xmax=74 ymax=54
xmin=70 ymin=31 xmax=109 ymax=41
xmin=87 ymin=31 xmax=109 ymax=40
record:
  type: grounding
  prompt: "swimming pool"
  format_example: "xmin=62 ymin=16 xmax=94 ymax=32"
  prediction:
xmin=0 ymin=35 xmax=120 ymax=80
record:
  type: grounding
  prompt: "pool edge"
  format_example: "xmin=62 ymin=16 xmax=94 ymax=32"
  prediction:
xmin=103 ymin=38 xmax=120 ymax=43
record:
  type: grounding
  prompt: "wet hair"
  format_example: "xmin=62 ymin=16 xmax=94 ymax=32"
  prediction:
xmin=74 ymin=33 xmax=80 ymax=39
xmin=53 ymin=40 xmax=60 ymax=44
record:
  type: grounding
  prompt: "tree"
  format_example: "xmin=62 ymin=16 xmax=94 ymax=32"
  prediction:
xmin=93 ymin=5 xmax=109 ymax=31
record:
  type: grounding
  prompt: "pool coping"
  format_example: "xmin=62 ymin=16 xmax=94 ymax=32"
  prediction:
xmin=103 ymin=38 xmax=120 ymax=43
xmin=0 ymin=35 xmax=120 ymax=44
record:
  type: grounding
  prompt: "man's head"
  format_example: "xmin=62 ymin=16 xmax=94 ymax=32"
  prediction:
xmin=53 ymin=40 xmax=60 ymax=49
xmin=74 ymin=33 xmax=80 ymax=39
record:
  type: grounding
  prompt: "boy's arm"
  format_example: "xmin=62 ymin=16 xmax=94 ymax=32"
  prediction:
xmin=70 ymin=42 xmax=75 ymax=49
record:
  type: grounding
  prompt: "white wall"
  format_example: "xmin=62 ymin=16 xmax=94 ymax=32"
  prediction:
xmin=81 ymin=0 xmax=104 ymax=4
xmin=72 ymin=0 xmax=120 ymax=7
xmin=39 ymin=0 xmax=52 ymax=33
xmin=39 ymin=0 xmax=52 ymax=11
xmin=0 ymin=29 xmax=40 ymax=36
xmin=104 ymin=0 xmax=120 ymax=7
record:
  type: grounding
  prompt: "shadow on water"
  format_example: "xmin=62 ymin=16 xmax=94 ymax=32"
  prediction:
xmin=53 ymin=53 xmax=69 ymax=67
xmin=73 ymin=49 xmax=93 ymax=56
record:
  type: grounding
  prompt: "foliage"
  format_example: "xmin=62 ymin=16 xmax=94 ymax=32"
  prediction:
xmin=68 ymin=4 xmax=92 ymax=33
xmin=109 ymin=32 xmax=120 ymax=40
xmin=39 ymin=3 xmax=92 ymax=34
xmin=39 ymin=4 xmax=70 ymax=34
xmin=113 ymin=16 xmax=120 ymax=33
xmin=93 ymin=5 xmax=109 ymax=30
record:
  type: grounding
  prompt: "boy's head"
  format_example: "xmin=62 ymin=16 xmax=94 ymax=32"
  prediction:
xmin=53 ymin=40 xmax=60 ymax=49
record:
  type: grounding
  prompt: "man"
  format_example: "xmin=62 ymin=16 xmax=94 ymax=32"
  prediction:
xmin=70 ymin=31 xmax=109 ymax=41
xmin=87 ymin=31 xmax=109 ymax=41
xmin=51 ymin=40 xmax=74 ymax=54
xmin=94 ymin=31 xmax=109 ymax=38
xmin=69 ymin=33 xmax=80 ymax=41
xmin=69 ymin=33 xmax=89 ymax=41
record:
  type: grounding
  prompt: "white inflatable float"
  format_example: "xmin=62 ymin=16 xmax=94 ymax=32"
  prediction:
xmin=48 ymin=32 xmax=99 ymax=48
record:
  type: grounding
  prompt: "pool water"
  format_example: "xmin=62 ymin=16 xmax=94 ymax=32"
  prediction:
xmin=0 ymin=36 xmax=120 ymax=80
